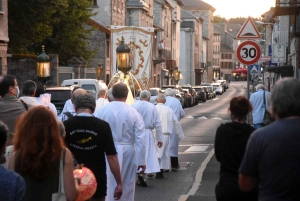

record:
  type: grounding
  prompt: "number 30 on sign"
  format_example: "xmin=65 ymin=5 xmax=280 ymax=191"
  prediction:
xmin=236 ymin=41 xmax=261 ymax=65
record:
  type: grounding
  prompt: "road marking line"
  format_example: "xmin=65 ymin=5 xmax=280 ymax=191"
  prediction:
xmin=185 ymin=145 xmax=208 ymax=152
xmin=178 ymin=148 xmax=215 ymax=201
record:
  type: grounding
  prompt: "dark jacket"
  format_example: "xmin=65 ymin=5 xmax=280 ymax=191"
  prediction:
xmin=214 ymin=122 xmax=257 ymax=201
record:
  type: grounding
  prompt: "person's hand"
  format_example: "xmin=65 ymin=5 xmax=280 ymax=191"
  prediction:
xmin=137 ymin=165 xmax=146 ymax=173
xmin=114 ymin=184 xmax=122 ymax=200
xmin=157 ymin=142 xmax=163 ymax=148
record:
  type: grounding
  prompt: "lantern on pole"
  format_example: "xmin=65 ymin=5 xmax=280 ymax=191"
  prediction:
xmin=37 ymin=45 xmax=51 ymax=92
xmin=116 ymin=37 xmax=131 ymax=76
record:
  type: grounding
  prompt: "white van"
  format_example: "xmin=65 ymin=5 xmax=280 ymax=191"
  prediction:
xmin=61 ymin=79 xmax=108 ymax=99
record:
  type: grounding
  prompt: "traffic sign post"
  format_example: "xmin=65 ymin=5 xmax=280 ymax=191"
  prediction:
xmin=236 ymin=41 xmax=261 ymax=65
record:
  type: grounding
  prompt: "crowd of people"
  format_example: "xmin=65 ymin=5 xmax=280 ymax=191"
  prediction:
xmin=215 ymin=78 xmax=300 ymax=201
xmin=0 ymin=75 xmax=185 ymax=201
xmin=1 ymin=74 xmax=300 ymax=201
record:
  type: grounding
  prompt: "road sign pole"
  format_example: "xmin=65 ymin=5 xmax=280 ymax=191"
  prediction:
xmin=247 ymin=67 xmax=250 ymax=124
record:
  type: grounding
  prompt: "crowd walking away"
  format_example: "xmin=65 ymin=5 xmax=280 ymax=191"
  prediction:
xmin=3 ymin=72 xmax=300 ymax=201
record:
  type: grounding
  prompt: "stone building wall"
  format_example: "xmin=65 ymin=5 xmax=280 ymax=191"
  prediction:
xmin=0 ymin=0 xmax=9 ymax=75
xmin=7 ymin=54 xmax=59 ymax=89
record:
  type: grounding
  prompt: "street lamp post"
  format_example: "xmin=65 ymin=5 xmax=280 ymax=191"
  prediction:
xmin=116 ymin=37 xmax=131 ymax=77
xmin=95 ymin=62 xmax=103 ymax=80
xmin=36 ymin=45 xmax=51 ymax=92
xmin=172 ymin=67 xmax=180 ymax=85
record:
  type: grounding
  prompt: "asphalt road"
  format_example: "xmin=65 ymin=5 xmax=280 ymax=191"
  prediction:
xmin=134 ymin=81 xmax=247 ymax=201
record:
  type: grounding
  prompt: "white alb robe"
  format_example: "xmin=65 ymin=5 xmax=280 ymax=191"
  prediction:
xmin=132 ymin=100 xmax=163 ymax=173
xmin=165 ymin=96 xmax=185 ymax=157
xmin=155 ymin=103 xmax=181 ymax=170
xmin=95 ymin=101 xmax=146 ymax=201
xmin=95 ymin=97 xmax=109 ymax=111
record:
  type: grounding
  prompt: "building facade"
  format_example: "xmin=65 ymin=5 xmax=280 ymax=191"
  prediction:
xmin=0 ymin=0 xmax=8 ymax=75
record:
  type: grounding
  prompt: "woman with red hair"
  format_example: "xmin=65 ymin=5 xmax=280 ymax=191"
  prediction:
xmin=8 ymin=106 xmax=79 ymax=201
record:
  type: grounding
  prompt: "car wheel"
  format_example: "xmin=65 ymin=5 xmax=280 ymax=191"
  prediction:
xmin=203 ymin=98 xmax=206 ymax=102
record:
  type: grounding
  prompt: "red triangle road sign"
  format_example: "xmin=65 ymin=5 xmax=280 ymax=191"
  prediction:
xmin=236 ymin=17 xmax=261 ymax=39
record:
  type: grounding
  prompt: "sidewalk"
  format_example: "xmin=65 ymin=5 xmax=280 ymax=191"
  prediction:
xmin=186 ymin=154 xmax=219 ymax=201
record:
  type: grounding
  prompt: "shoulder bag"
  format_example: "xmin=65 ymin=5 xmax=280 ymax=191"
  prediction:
xmin=52 ymin=149 xmax=67 ymax=201
xmin=263 ymin=91 xmax=274 ymax=126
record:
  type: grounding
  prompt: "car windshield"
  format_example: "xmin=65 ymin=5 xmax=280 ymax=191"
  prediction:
xmin=46 ymin=90 xmax=71 ymax=101
xmin=149 ymin=90 xmax=158 ymax=96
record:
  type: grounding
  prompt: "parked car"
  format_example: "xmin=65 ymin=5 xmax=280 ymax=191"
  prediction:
xmin=181 ymin=85 xmax=198 ymax=106
xmin=173 ymin=89 xmax=185 ymax=107
xmin=216 ymin=80 xmax=228 ymax=92
xmin=61 ymin=79 xmax=108 ymax=100
xmin=161 ymin=85 xmax=188 ymax=108
xmin=193 ymin=86 xmax=206 ymax=102
xmin=202 ymin=86 xmax=213 ymax=100
xmin=211 ymin=83 xmax=223 ymax=95
xmin=46 ymin=87 xmax=72 ymax=115
xmin=149 ymin=88 xmax=163 ymax=105
xmin=200 ymin=83 xmax=216 ymax=98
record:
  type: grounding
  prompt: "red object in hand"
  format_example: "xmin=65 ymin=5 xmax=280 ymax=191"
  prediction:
xmin=73 ymin=167 xmax=97 ymax=201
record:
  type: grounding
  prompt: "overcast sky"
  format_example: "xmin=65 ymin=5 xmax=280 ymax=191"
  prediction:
xmin=203 ymin=0 xmax=275 ymax=19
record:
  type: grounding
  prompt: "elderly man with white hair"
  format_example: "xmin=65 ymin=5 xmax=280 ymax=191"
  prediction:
xmin=250 ymin=83 xmax=271 ymax=129
xmin=164 ymin=88 xmax=185 ymax=170
xmin=132 ymin=90 xmax=163 ymax=186
xmin=155 ymin=93 xmax=183 ymax=178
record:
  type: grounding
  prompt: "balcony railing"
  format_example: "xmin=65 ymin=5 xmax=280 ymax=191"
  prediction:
xmin=275 ymin=0 xmax=300 ymax=16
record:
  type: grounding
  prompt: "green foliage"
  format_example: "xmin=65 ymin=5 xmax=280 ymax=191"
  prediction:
xmin=213 ymin=15 xmax=227 ymax=23
xmin=8 ymin=0 xmax=97 ymax=65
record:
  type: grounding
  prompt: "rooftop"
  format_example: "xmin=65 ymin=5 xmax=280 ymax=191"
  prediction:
xmin=182 ymin=0 xmax=216 ymax=12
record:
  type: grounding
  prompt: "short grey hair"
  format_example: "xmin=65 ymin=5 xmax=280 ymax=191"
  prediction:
xmin=140 ymin=90 xmax=151 ymax=99
xmin=270 ymin=78 xmax=300 ymax=119
xmin=255 ymin=84 xmax=265 ymax=91
xmin=107 ymin=88 xmax=114 ymax=101
xmin=22 ymin=80 xmax=37 ymax=96
xmin=157 ymin=93 xmax=166 ymax=102
xmin=164 ymin=88 xmax=174 ymax=96
xmin=74 ymin=94 xmax=96 ymax=113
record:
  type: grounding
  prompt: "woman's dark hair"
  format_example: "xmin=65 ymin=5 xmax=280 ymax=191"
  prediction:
xmin=229 ymin=96 xmax=252 ymax=122
xmin=34 ymin=82 xmax=44 ymax=97
xmin=13 ymin=106 xmax=64 ymax=179
xmin=0 ymin=75 xmax=16 ymax=97
xmin=0 ymin=121 xmax=8 ymax=149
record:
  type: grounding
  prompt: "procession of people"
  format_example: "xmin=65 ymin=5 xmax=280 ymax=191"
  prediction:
xmin=0 ymin=75 xmax=185 ymax=201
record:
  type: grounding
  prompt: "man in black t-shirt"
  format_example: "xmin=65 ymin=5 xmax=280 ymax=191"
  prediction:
xmin=64 ymin=94 xmax=122 ymax=201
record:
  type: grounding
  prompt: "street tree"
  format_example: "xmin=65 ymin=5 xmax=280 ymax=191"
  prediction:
xmin=8 ymin=0 xmax=97 ymax=65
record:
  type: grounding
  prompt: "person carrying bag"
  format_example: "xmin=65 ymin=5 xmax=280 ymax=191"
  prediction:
xmin=263 ymin=91 xmax=274 ymax=126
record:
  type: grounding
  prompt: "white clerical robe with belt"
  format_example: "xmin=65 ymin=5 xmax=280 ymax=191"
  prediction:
xmin=132 ymin=100 xmax=163 ymax=173
xmin=155 ymin=103 xmax=181 ymax=169
xmin=95 ymin=101 xmax=146 ymax=201
xmin=165 ymin=96 xmax=185 ymax=157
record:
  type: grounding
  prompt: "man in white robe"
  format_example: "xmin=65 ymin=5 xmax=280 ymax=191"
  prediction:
xmin=95 ymin=89 xmax=109 ymax=111
xmin=155 ymin=93 xmax=183 ymax=178
xmin=164 ymin=88 xmax=185 ymax=170
xmin=132 ymin=90 xmax=163 ymax=186
xmin=95 ymin=82 xmax=146 ymax=201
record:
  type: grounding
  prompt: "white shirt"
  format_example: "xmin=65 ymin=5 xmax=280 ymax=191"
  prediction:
xmin=95 ymin=98 xmax=109 ymax=111
xmin=95 ymin=101 xmax=146 ymax=165
xmin=132 ymin=100 xmax=163 ymax=142
xmin=156 ymin=103 xmax=180 ymax=138
xmin=61 ymin=99 xmax=74 ymax=113
xmin=35 ymin=97 xmax=58 ymax=116
xmin=165 ymin=96 xmax=185 ymax=120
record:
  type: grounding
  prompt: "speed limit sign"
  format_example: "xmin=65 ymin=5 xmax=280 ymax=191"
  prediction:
xmin=236 ymin=41 xmax=261 ymax=65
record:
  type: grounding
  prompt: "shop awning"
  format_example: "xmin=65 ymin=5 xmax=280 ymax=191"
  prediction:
xmin=232 ymin=68 xmax=248 ymax=74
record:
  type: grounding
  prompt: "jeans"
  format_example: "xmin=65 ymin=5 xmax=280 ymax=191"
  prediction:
xmin=253 ymin=123 xmax=264 ymax=129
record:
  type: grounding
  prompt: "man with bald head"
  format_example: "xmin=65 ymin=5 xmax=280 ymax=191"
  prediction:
xmin=59 ymin=88 xmax=87 ymax=121
xmin=95 ymin=82 xmax=146 ymax=201
xmin=95 ymin=89 xmax=109 ymax=111
xmin=132 ymin=90 xmax=163 ymax=186
xmin=155 ymin=93 xmax=183 ymax=178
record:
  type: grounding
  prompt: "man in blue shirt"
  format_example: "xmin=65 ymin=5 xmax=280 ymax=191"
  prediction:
xmin=249 ymin=84 xmax=270 ymax=129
